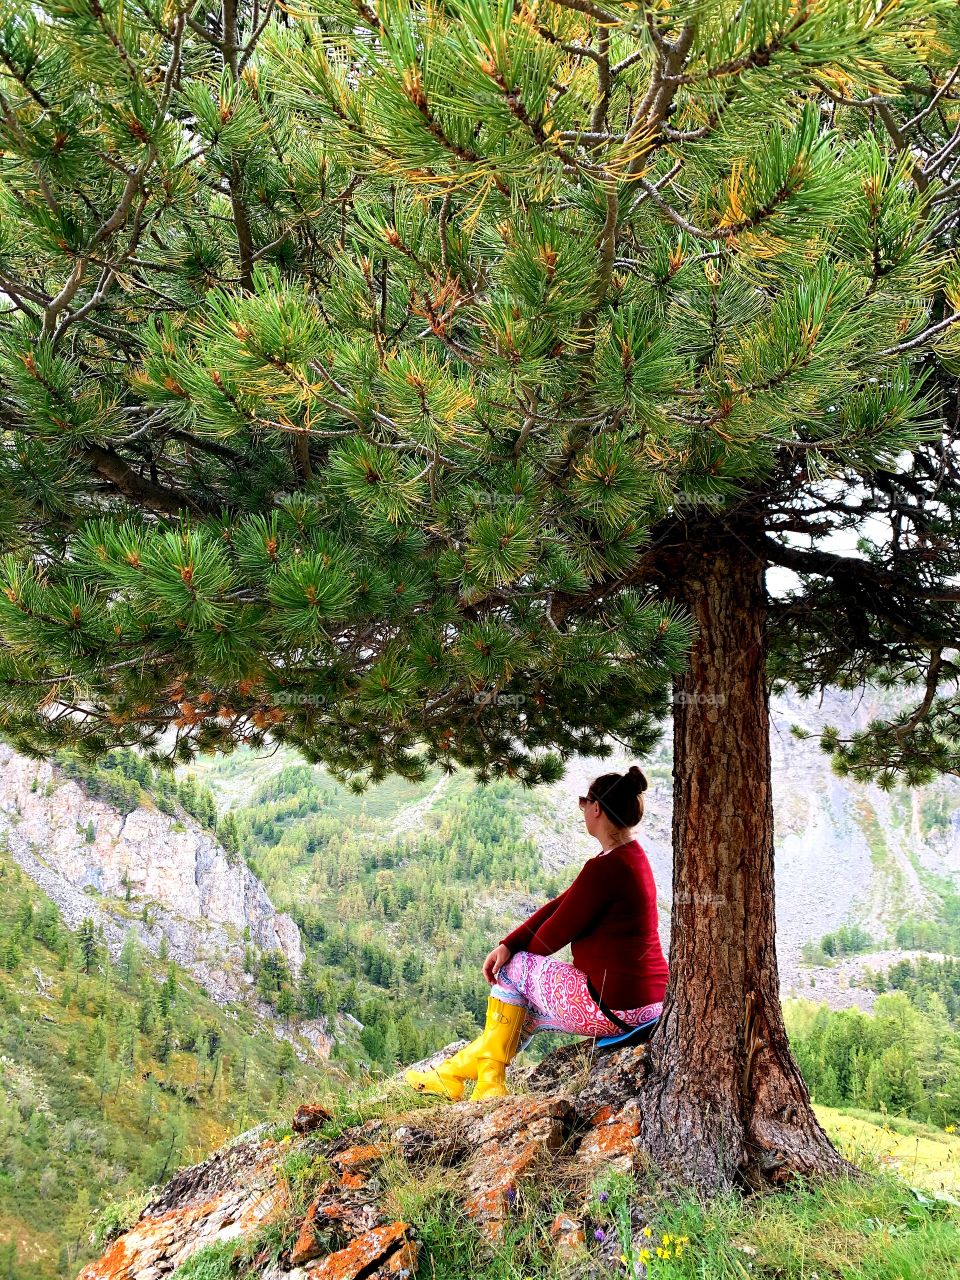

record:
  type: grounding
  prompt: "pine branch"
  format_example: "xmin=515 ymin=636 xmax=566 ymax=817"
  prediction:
xmin=79 ymin=444 xmax=218 ymax=517
xmin=762 ymin=537 xmax=960 ymax=607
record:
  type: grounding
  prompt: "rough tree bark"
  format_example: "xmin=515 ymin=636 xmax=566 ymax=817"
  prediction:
xmin=635 ymin=513 xmax=861 ymax=1192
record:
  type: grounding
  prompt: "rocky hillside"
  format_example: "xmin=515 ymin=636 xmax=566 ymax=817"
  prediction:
xmin=77 ymin=1045 xmax=648 ymax=1280
xmin=76 ymin=1039 xmax=960 ymax=1280
xmin=0 ymin=742 xmax=303 ymax=1008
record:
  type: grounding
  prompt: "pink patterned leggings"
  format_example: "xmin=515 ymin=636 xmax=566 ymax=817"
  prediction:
xmin=491 ymin=950 xmax=663 ymax=1047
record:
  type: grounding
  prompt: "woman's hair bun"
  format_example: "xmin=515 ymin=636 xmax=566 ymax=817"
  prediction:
xmin=586 ymin=766 xmax=648 ymax=827
xmin=627 ymin=765 xmax=648 ymax=794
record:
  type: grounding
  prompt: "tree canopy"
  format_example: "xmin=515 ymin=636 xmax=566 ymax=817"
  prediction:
xmin=0 ymin=0 xmax=958 ymax=787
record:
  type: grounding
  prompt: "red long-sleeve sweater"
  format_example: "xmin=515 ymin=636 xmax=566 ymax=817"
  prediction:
xmin=499 ymin=839 xmax=669 ymax=1009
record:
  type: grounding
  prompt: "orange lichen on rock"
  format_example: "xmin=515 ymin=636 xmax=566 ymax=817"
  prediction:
xmin=331 ymin=1143 xmax=387 ymax=1189
xmin=291 ymin=1208 xmax=325 ymax=1268
xmin=293 ymin=1103 xmax=334 ymax=1134
xmin=333 ymin=1143 xmax=387 ymax=1173
xmin=291 ymin=1183 xmax=387 ymax=1266
xmin=570 ymin=1114 xmax=641 ymax=1173
xmin=77 ymin=1184 xmax=284 ymax=1280
xmin=461 ymin=1096 xmax=573 ymax=1240
xmin=550 ymin=1211 xmax=586 ymax=1258
xmin=305 ymin=1222 xmax=417 ymax=1280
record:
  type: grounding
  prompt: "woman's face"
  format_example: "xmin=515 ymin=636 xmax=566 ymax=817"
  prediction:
xmin=579 ymin=792 xmax=603 ymax=838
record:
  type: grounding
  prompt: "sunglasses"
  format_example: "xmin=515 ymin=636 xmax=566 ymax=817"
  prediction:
xmin=578 ymin=795 xmax=597 ymax=808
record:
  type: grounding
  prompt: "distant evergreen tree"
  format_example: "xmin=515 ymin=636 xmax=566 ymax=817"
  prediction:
xmin=864 ymin=1059 xmax=890 ymax=1113
xmin=155 ymin=1019 xmax=175 ymax=1065
xmin=119 ymin=930 xmax=139 ymax=990
xmin=276 ymin=1040 xmax=297 ymax=1085
xmin=77 ymin=918 xmax=97 ymax=975
xmin=138 ymin=991 xmax=156 ymax=1037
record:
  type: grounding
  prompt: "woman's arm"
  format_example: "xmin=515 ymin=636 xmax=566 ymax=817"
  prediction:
xmin=499 ymin=888 xmax=568 ymax=955
xmin=511 ymin=858 xmax=611 ymax=957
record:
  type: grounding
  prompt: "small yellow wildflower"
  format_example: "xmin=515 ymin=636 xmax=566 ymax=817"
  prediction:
xmin=657 ymin=1247 xmax=667 ymax=1258
xmin=662 ymin=1233 xmax=672 ymax=1245
xmin=643 ymin=1226 xmax=653 ymax=1238
xmin=638 ymin=1249 xmax=651 ymax=1262
xmin=946 ymin=1124 xmax=956 ymax=1134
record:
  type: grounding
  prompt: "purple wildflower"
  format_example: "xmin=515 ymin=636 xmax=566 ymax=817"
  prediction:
xmin=594 ymin=1228 xmax=606 ymax=1242
xmin=598 ymin=1191 xmax=609 ymax=1203
xmin=505 ymin=1187 xmax=517 ymax=1206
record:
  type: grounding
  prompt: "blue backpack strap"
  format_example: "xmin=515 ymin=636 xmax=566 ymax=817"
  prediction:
xmin=595 ymin=1015 xmax=660 ymax=1051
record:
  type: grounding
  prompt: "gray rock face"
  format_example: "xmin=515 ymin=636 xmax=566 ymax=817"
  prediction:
xmin=0 ymin=742 xmax=303 ymax=1005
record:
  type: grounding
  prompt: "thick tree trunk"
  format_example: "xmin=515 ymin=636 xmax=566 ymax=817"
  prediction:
xmin=635 ymin=515 xmax=860 ymax=1192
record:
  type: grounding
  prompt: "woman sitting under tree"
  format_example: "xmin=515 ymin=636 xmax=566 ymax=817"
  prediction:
xmin=405 ymin=766 xmax=669 ymax=1100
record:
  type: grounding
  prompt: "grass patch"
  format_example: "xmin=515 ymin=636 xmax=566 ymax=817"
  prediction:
xmin=410 ymin=1190 xmax=564 ymax=1280
xmin=171 ymin=1239 xmax=240 ymax=1278
xmin=90 ymin=1186 xmax=157 ymax=1251
xmin=590 ymin=1166 xmax=960 ymax=1280
xmin=815 ymin=1104 xmax=960 ymax=1193
xmin=306 ymin=1076 xmax=445 ymax=1142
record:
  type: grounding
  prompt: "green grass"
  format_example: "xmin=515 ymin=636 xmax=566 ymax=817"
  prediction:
xmin=171 ymin=1239 xmax=241 ymax=1279
xmin=374 ymin=1158 xmax=960 ymax=1280
xmin=814 ymin=1104 xmax=960 ymax=1193
xmin=607 ymin=1174 xmax=960 ymax=1280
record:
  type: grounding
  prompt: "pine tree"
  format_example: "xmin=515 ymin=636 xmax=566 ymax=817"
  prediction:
xmin=119 ymin=928 xmax=139 ymax=989
xmin=276 ymin=1039 xmax=297 ymax=1085
xmin=276 ymin=985 xmax=297 ymax=1022
xmin=76 ymin=918 xmax=98 ymax=976
xmin=3 ymin=0 xmax=960 ymax=1191
xmin=155 ymin=1018 xmax=175 ymax=1064
xmin=864 ymin=1059 xmax=890 ymax=1113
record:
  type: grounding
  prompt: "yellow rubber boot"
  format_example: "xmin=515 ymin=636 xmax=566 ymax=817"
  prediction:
xmin=471 ymin=998 xmax=527 ymax=1101
xmin=403 ymin=1033 xmax=485 ymax=1100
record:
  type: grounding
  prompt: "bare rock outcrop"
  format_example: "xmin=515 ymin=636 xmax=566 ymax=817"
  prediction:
xmin=0 ymin=742 xmax=303 ymax=1004
xmin=79 ymin=1042 xmax=656 ymax=1279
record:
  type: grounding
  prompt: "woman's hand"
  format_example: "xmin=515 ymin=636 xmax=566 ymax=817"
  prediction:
xmin=483 ymin=943 xmax=511 ymax=985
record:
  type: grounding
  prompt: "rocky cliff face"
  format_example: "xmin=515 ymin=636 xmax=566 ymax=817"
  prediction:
xmin=0 ymin=742 xmax=303 ymax=1006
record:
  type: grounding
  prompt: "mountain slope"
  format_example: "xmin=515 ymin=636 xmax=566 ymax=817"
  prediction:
xmin=0 ymin=848 xmax=337 ymax=1280
xmin=0 ymin=742 xmax=303 ymax=1008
